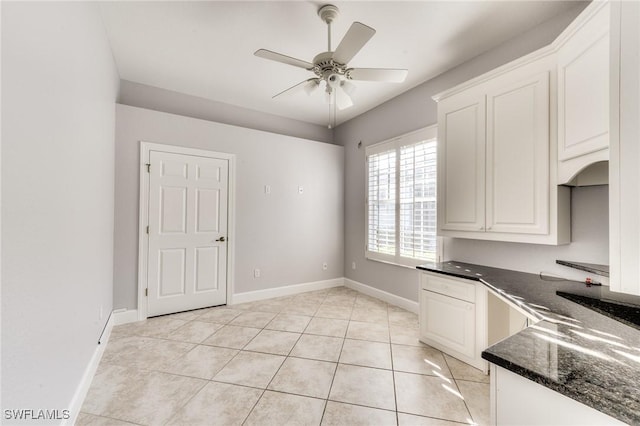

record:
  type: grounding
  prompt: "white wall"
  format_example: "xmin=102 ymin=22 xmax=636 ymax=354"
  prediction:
xmin=114 ymin=105 xmax=344 ymax=310
xmin=335 ymin=5 xmax=596 ymax=302
xmin=1 ymin=1 xmax=119 ymax=420
xmin=119 ymin=80 xmax=334 ymax=145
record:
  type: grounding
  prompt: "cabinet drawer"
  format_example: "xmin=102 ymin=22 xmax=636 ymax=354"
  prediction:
xmin=421 ymin=274 xmax=476 ymax=303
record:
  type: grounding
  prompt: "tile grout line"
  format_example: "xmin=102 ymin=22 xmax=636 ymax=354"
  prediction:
xmin=238 ymin=306 xmax=286 ymax=426
xmin=387 ymin=301 xmax=400 ymax=426
xmin=319 ymin=291 xmax=356 ymax=425
xmin=130 ymin=313 xmax=258 ymax=424
xmin=161 ymin=378 xmax=209 ymax=426
xmin=84 ymin=413 xmax=146 ymax=426
xmin=311 ymin=292 xmax=335 ymax=425
xmin=241 ymin=290 xmax=332 ymax=425
xmin=442 ymin=355 xmax=476 ymax=425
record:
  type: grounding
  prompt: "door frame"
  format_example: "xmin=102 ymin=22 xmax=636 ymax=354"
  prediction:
xmin=137 ymin=141 xmax=236 ymax=320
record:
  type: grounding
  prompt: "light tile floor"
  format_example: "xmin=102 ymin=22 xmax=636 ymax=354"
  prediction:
xmin=79 ymin=286 xmax=489 ymax=425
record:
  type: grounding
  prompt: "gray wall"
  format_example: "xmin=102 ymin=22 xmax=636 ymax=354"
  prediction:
xmin=335 ymin=4 xmax=600 ymax=302
xmin=119 ymin=80 xmax=334 ymax=145
xmin=447 ymin=185 xmax=609 ymax=279
xmin=114 ymin=105 xmax=344 ymax=310
xmin=2 ymin=1 xmax=119 ymax=417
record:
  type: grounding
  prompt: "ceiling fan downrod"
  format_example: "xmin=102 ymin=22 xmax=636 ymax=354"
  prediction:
xmin=318 ymin=4 xmax=339 ymax=52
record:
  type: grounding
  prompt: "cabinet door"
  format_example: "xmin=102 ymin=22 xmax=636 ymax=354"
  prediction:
xmin=486 ymin=72 xmax=550 ymax=235
xmin=557 ymin=2 xmax=609 ymax=161
xmin=493 ymin=366 xmax=626 ymax=425
xmin=610 ymin=0 xmax=640 ymax=296
xmin=437 ymin=90 xmax=486 ymax=233
xmin=420 ymin=290 xmax=475 ymax=358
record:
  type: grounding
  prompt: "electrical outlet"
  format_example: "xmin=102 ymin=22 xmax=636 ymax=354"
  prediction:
xmin=323 ymin=262 xmax=328 ymax=270
xmin=265 ymin=185 xmax=271 ymax=194
xmin=352 ymin=261 xmax=356 ymax=270
xmin=298 ymin=186 xmax=304 ymax=194
xmin=254 ymin=268 xmax=261 ymax=278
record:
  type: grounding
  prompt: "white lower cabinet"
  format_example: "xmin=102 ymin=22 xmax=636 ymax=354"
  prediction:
xmin=420 ymin=290 xmax=475 ymax=358
xmin=491 ymin=365 xmax=625 ymax=425
xmin=419 ymin=272 xmax=488 ymax=372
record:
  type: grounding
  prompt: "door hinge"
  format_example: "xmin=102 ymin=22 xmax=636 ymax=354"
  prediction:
xmin=146 ymin=225 xmax=149 ymax=234
xmin=145 ymin=288 xmax=148 ymax=297
xmin=145 ymin=163 xmax=151 ymax=173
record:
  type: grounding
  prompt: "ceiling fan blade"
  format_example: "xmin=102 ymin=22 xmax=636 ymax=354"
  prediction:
xmin=347 ymin=68 xmax=408 ymax=83
xmin=254 ymin=49 xmax=314 ymax=70
xmin=332 ymin=22 xmax=376 ymax=64
xmin=335 ymin=86 xmax=353 ymax=110
xmin=273 ymin=78 xmax=320 ymax=98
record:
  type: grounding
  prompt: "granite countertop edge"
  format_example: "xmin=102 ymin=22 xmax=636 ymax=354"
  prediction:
xmin=416 ymin=261 xmax=640 ymax=425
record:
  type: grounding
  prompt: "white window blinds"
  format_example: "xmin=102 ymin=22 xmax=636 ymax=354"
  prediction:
xmin=400 ymin=141 xmax=437 ymax=261
xmin=366 ymin=125 xmax=438 ymax=266
xmin=367 ymin=149 xmax=396 ymax=255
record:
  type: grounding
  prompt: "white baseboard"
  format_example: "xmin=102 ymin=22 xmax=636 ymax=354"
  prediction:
xmin=344 ymin=278 xmax=419 ymax=314
xmin=112 ymin=308 xmax=139 ymax=325
xmin=116 ymin=278 xmax=415 ymax=320
xmin=231 ymin=278 xmax=344 ymax=304
xmin=64 ymin=313 xmax=115 ymax=426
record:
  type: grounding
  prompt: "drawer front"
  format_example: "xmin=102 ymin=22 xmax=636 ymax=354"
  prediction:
xmin=421 ymin=273 xmax=476 ymax=303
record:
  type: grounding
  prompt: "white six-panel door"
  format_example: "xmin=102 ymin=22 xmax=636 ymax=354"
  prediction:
xmin=147 ymin=150 xmax=228 ymax=316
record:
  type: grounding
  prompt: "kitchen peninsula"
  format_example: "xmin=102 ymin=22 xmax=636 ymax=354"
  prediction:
xmin=418 ymin=261 xmax=640 ymax=425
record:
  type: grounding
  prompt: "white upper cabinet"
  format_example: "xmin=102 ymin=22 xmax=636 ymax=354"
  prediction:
xmin=433 ymin=1 xmax=618 ymax=245
xmin=438 ymin=88 xmax=486 ymax=233
xmin=435 ymin=55 xmax=570 ymax=245
xmin=485 ymin=71 xmax=550 ymax=235
xmin=556 ymin=1 xmax=610 ymax=184
xmin=610 ymin=0 xmax=640 ymax=296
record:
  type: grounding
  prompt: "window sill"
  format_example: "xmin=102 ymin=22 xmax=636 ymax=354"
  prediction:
xmin=365 ymin=254 xmax=436 ymax=271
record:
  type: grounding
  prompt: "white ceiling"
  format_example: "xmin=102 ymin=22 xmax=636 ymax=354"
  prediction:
xmin=99 ymin=1 xmax=582 ymax=127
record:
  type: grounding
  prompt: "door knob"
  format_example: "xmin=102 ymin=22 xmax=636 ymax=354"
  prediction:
xmin=215 ymin=236 xmax=226 ymax=242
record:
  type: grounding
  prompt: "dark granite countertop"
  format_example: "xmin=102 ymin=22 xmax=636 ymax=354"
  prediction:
xmin=417 ymin=261 xmax=640 ymax=425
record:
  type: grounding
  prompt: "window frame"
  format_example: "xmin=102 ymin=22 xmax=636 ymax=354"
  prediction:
xmin=365 ymin=125 xmax=442 ymax=268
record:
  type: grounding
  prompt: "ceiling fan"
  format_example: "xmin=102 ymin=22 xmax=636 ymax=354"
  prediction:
xmin=254 ymin=4 xmax=408 ymax=111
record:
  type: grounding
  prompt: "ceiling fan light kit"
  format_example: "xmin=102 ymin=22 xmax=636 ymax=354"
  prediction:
xmin=254 ymin=3 xmax=408 ymax=126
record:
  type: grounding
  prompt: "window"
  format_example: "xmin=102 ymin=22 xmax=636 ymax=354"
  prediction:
xmin=366 ymin=125 xmax=439 ymax=267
